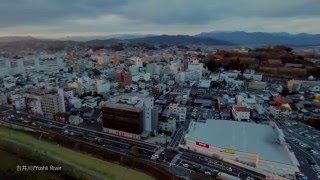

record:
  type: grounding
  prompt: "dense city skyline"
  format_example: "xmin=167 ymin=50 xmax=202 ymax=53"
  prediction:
xmin=0 ymin=0 xmax=320 ymax=37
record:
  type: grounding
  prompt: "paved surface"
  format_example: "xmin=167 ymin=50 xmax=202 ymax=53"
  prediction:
xmin=0 ymin=105 xmax=269 ymax=179
xmin=178 ymin=150 xmax=267 ymax=180
xmin=287 ymin=140 xmax=319 ymax=180
xmin=279 ymin=121 xmax=320 ymax=179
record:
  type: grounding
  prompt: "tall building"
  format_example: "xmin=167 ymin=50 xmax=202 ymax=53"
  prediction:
xmin=109 ymin=51 xmax=119 ymax=65
xmin=96 ymin=79 xmax=110 ymax=94
xmin=41 ymin=89 xmax=66 ymax=119
xmin=117 ymin=70 xmax=132 ymax=87
xmin=101 ymin=95 xmax=158 ymax=139
xmin=187 ymin=60 xmax=203 ymax=81
xmin=26 ymin=88 xmax=65 ymax=119
xmin=146 ymin=63 xmax=156 ymax=74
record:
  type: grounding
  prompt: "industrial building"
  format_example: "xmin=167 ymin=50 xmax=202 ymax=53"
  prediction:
xmin=183 ymin=120 xmax=299 ymax=177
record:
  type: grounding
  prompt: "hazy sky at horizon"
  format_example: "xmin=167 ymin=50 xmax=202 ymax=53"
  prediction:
xmin=0 ymin=0 xmax=319 ymax=37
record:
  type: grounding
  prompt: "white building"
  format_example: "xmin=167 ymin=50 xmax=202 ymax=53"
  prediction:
xmin=69 ymin=97 xmax=82 ymax=109
xmin=42 ymin=89 xmax=66 ymax=119
xmin=199 ymin=79 xmax=211 ymax=88
xmin=159 ymin=117 xmax=176 ymax=133
xmin=187 ymin=60 xmax=203 ymax=81
xmin=64 ymin=88 xmax=75 ymax=99
xmin=243 ymin=70 xmax=263 ymax=81
xmin=96 ymin=79 xmax=110 ymax=94
xmin=138 ymin=81 xmax=146 ymax=89
xmin=69 ymin=115 xmax=83 ymax=125
xmin=10 ymin=94 xmax=26 ymax=110
xmin=183 ymin=120 xmax=299 ymax=178
xmin=83 ymin=98 xmax=97 ymax=108
xmin=236 ymin=95 xmax=257 ymax=109
xmin=169 ymin=103 xmax=187 ymax=122
xmin=146 ymin=63 xmax=156 ymax=74
xmin=270 ymin=105 xmax=292 ymax=120
xmin=232 ymin=105 xmax=250 ymax=121
xmin=143 ymin=97 xmax=154 ymax=132
xmin=26 ymin=94 xmax=43 ymax=116
xmin=129 ymin=65 xmax=139 ymax=75
xmin=130 ymin=56 xmax=143 ymax=67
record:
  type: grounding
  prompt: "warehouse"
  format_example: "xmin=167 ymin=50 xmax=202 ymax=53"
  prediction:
xmin=183 ymin=120 xmax=299 ymax=177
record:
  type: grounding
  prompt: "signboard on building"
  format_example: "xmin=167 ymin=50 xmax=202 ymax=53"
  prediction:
xmin=196 ymin=141 xmax=209 ymax=148
xmin=221 ymin=148 xmax=235 ymax=154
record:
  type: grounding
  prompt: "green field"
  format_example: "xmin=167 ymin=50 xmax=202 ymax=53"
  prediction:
xmin=0 ymin=127 xmax=153 ymax=180
xmin=0 ymin=149 xmax=65 ymax=180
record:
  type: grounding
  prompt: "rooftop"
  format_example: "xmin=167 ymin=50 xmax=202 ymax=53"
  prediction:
xmin=232 ymin=105 xmax=250 ymax=112
xmin=186 ymin=120 xmax=293 ymax=165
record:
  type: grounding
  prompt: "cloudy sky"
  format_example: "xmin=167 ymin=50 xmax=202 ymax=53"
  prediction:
xmin=0 ymin=0 xmax=319 ymax=37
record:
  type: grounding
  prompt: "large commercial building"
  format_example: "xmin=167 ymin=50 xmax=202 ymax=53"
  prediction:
xmin=101 ymin=95 xmax=158 ymax=139
xmin=183 ymin=120 xmax=299 ymax=177
xmin=102 ymin=104 xmax=143 ymax=139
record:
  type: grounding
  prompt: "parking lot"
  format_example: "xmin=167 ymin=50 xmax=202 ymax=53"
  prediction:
xmin=280 ymin=121 xmax=320 ymax=179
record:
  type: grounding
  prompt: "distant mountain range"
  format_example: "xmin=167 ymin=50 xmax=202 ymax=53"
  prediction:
xmin=0 ymin=36 xmax=36 ymax=43
xmin=57 ymin=34 xmax=236 ymax=46
xmin=195 ymin=31 xmax=320 ymax=46
xmin=1 ymin=31 xmax=320 ymax=46
xmin=127 ymin=35 xmax=235 ymax=46
xmin=54 ymin=34 xmax=152 ymax=41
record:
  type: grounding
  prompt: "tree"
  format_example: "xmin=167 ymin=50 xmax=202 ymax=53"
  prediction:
xmin=130 ymin=146 xmax=139 ymax=157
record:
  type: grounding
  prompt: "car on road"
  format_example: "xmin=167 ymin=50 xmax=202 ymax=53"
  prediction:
xmin=306 ymin=158 xmax=315 ymax=165
xmin=204 ymin=171 xmax=211 ymax=176
xmin=295 ymin=172 xmax=308 ymax=180
xmin=311 ymin=150 xmax=319 ymax=155
xmin=182 ymin=163 xmax=189 ymax=168
xmin=151 ymin=154 xmax=159 ymax=159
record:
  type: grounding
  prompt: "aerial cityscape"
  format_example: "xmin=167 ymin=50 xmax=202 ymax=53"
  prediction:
xmin=0 ymin=1 xmax=320 ymax=180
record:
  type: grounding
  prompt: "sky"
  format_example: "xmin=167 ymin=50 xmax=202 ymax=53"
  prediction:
xmin=0 ymin=0 xmax=319 ymax=37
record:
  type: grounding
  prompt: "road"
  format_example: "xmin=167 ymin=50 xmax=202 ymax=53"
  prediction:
xmin=176 ymin=150 xmax=267 ymax=180
xmin=287 ymin=140 xmax=319 ymax=180
xmin=0 ymin=107 xmax=158 ymax=157
xmin=276 ymin=119 xmax=320 ymax=179
xmin=0 ymin=105 xmax=268 ymax=179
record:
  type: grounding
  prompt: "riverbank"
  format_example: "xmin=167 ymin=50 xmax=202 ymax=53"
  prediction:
xmin=0 ymin=126 xmax=153 ymax=180
xmin=0 ymin=149 xmax=66 ymax=179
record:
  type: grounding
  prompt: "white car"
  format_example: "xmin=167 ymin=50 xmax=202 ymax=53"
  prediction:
xmin=182 ymin=163 xmax=189 ymax=168
xmin=152 ymin=154 xmax=159 ymax=159
xmin=205 ymin=171 xmax=211 ymax=176
xmin=311 ymin=150 xmax=319 ymax=155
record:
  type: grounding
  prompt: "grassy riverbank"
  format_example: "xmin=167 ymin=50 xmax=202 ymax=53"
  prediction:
xmin=0 ymin=127 xmax=153 ymax=180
